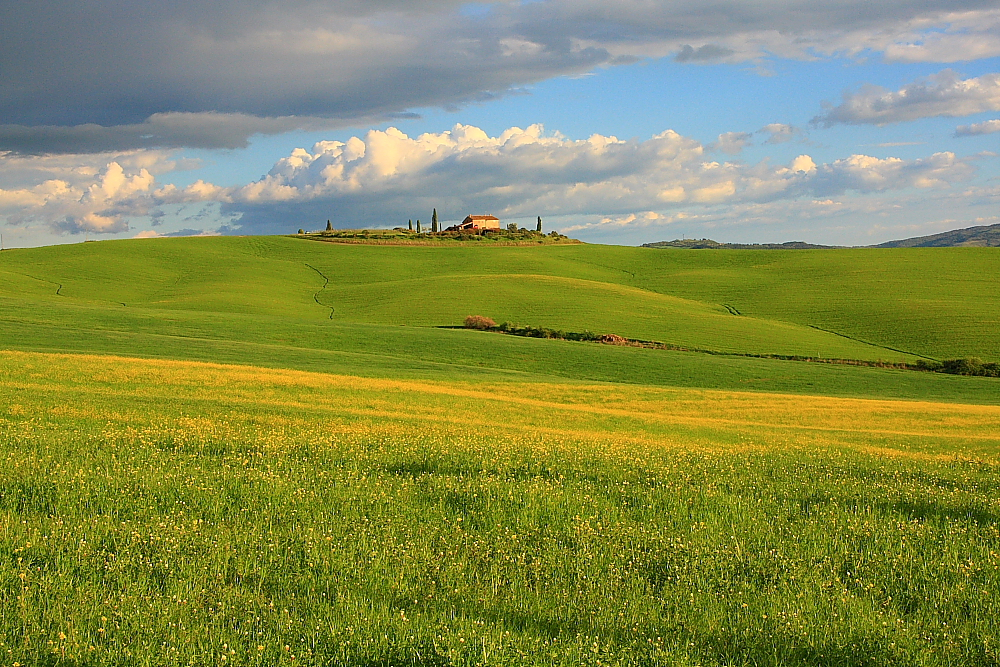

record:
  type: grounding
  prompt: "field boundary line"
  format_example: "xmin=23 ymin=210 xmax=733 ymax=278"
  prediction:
xmin=3 ymin=270 xmax=64 ymax=296
xmin=304 ymin=263 xmax=335 ymax=319
xmin=807 ymin=324 xmax=937 ymax=361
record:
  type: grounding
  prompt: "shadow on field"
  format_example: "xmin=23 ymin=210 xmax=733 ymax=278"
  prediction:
xmin=381 ymin=460 xmax=598 ymax=484
xmin=0 ymin=479 xmax=59 ymax=516
xmin=709 ymin=639 xmax=893 ymax=667
xmin=882 ymin=500 xmax=1000 ymax=527
xmin=355 ymin=649 xmax=450 ymax=667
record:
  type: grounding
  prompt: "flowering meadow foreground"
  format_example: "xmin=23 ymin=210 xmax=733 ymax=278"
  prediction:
xmin=1 ymin=350 xmax=999 ymax=666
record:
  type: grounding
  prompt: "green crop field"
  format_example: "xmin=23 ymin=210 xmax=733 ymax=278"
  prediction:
xmin=0 ymin=236 xmax=998 ymax=665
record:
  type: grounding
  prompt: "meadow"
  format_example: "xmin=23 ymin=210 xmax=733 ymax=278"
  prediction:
xmin=2 ymin=351 xmax=999 ymax=666
xmin=0 ymin=236 xmax=998 ymax=665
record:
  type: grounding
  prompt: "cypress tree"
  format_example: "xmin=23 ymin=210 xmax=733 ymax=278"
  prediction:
xmin=536 ymin=216 xmax=542 ymax=232
xmin=326 ymin=220 xmax=332 ymax=231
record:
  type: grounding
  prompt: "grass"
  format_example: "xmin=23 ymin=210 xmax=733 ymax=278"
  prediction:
xmin=2 ymin=236 xmax=998 ymax=363
xmin=2 ymin=351 xmax=999 ymax=666
xmin=0 ymin=236 xmax=998 ymax=665
xmin=3 ymin=295 xmax=1000 ymax=404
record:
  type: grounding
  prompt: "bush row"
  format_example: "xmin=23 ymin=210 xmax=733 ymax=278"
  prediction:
xmin=914 ymin=358 xmax=1000 ymax=377
xmin=465 ymin=316 xmax=999 ymax=378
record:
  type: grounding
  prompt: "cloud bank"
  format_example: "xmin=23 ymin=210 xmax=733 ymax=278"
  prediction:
xmin=4 ymin=2 xmax=1000 ymax=152
xmin=955 ymin=119 xmax=1000 ymax=135
xmin=4 ymin=124 xmax=973 ymax=237
xmin=815 ymin=69 xmax=1000 ymax=126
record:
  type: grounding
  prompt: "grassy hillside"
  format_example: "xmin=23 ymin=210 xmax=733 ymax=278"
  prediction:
xmin=2 ymin=351 xmax=999 ymax=666
xmin=1 ymin=236 xmax=997 ymax=366
xmin=2 ymin=239 xmax=998 ymax=665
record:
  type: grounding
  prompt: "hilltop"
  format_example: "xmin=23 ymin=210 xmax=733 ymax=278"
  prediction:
xmin=873 ymin=221 xmax=1000 ymax=247
xmin=644 ymin=221 xmax=1000 ymax=249
xmin=297 ymin=227 xmax=580 ymax=245
xmin=642 ymin=238 xmax=837 ymax=249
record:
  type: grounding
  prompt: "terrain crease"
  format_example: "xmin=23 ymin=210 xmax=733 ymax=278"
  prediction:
xmin=807 ymin=324 xmax=937 ymax=361
xmin=304 ymin=263 xmax=335 ymax=319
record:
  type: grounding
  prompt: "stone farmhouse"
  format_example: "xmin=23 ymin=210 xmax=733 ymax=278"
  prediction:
xmin=448 ymin=215 xmax=501 ymax=232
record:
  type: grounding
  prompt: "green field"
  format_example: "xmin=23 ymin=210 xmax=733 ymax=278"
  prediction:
xmin=2 ymin=235 xmax=999 ymax=370
xmin=0 ymin=236 xmax=998 ymax=665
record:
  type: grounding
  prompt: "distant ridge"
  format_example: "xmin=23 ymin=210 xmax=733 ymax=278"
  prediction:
xmin=872 ymin=222 xmax=1000 ymax=248
xmin=643 ymin=222 xmax=1000 ymax=249
xmin=642 ymin=238 xmax=838 ymax=250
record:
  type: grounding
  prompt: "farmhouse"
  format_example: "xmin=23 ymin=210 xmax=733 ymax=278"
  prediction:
xmin=449 ymin=215 xmax=501 ymax=231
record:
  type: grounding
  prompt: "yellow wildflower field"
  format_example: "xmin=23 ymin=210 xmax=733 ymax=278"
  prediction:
xmin=1 ymin=350 xmax=998 ymax=666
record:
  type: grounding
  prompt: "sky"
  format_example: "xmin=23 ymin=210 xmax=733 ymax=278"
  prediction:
xmin=2 ymin=1 xmax=1000 ymax=248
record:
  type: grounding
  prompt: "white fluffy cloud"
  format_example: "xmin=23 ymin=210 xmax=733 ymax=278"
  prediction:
xmin=711 ymin=132 xmax=754 ymax=155
xmin=0 ymin=162 xmax=155 ymax=234
xmin=0 ymin=124 xmax=980 ymax=237
xmin=217 ymin=124 xmax=976 ymax=233
xmin=955 ymin=119 xmax=1000 ymax=136
xmin=815 ymin=69 xmax=1000 ymax=126
xmin=758 ymin=123 xmax=802 ymax=144
xmin=0 ymin=150 xmax=202 ymax=234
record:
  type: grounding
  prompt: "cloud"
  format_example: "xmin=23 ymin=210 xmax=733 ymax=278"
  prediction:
xmin=0 ymin=158 xmax=161 ymax=234
xmin=711 ymin=132 xmax=754 ymax=155
xmin=955 ymin=119 xmax=1000 ymax=135
xmin=758 ymin=123 xmax=802 ymax=144
xmin=0 ymin=123 xmax=981 ymax=240
xmin=4 ymin=3 xmax=1000 ymax=151
xmin=815 ymin=69 xmax=1000 ymax=126
xmin=674 ymin=45 xmax=736 ymax=63
xmin=211 ymin=124 xmax=976 ymax=233
xmin=0 ymin=113 xmax=387 ymax=155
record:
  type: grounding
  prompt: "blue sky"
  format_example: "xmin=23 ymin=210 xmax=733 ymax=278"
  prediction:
xmin=2 ymin=1 xmax=1000 ymax=247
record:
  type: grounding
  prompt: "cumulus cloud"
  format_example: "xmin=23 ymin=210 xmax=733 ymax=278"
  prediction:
xmin=955 ymin=119 xmax=1000 ymax=135
xmin=213 ymin=124 xmax=977 ymax=233
xmin=0 ymin=161 xmax=156 ymax=234
xmin=711 ymin=132 xmax=754 ymax=155
xmin=815 ymin=69 xmax=1000 ymax=126
xmin=0 ymin=150 xmax=195 ymax=234
xmin=0 ymin=123 xmax=981 ymax=238
xmin=4 ymin=2 xmax=1000 ymax=151
xmin=758 ymin=123 xmax=802 ymax=144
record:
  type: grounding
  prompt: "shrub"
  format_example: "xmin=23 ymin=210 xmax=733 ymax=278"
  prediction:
xmin=464 ymin=315 xmax=496 ymax=330
xmin=939 ymin=358 xmax=1000 ymax=377
xmin=942 ymin=357 xmax=984 ymax=375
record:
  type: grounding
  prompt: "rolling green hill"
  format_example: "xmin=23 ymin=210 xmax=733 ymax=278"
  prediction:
xmin=2 ymin=236 xmax=999 ymax=666
xmin=0 ymin=235 xmax=997 ymax=399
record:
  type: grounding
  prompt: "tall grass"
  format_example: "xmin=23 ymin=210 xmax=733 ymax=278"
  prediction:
xmin=2 ymin=351 xmax=998 ymax=666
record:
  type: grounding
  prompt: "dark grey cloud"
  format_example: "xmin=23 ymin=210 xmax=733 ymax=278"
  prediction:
xmin=2 ymin=1 xmax=998 ymax=153
xmin=0 ymin=113 xmax=421 ymax=155
xmin=674 ymin=44 xmax=735 ymax=63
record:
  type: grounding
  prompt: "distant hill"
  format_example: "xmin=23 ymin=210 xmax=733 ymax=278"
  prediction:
xmin=644 ymin=222 xmax=1000 ymax=249
xmin=872 ymin=222 xmax=1000 ymax=248
xmin=642 ymin=238 xmax=837 ymax=250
